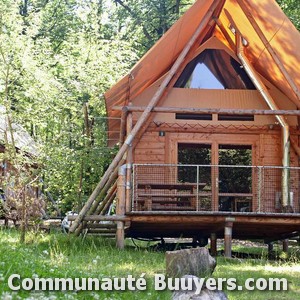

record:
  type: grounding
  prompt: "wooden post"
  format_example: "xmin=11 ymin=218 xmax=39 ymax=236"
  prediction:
xmin=282 ymin=239 xmax=289 ymax=253
xmin=268 ymin=243 xmax=274 ymax=254
xmin=119 ymin=106 xmax=128 ymax=145
xmin=116 ymin=165 xmax=126 ymax=249
xmin=69 ymin=0 xmax=223 ymax=234
xmin=224 ymin=219 xmax=234 ymax=258
xmin=212 ymin=143 xmax=219 ymax=212
xmin=116 ymin=222 xmax=125 ymax=249
xmin=210 ymin=233 xmax=217 ymax=256
xmin=125 ymin=111 xmax=133 ymax=213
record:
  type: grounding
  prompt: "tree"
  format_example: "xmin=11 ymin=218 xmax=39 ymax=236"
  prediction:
xmin=112 ymin=0 xmax=194 ymax=55
xmin=277 ymin=0 xmax=300 ymax=30
xmin=1 ymin=0 xmax=138 ymax=214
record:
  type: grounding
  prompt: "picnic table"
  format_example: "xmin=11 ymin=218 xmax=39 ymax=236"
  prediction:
xmin=136 ymin=182 xmax=207 ymax=211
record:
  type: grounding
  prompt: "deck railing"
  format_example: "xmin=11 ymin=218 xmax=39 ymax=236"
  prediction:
xmin=131 ymin=164 xmax=300 ymax=214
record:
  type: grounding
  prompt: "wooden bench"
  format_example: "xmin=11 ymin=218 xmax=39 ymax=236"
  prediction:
xmin=136 ymin=183 xmax=206 ymax=211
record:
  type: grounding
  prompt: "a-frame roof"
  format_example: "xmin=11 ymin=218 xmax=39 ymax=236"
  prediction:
xmin=104 ymin=0 xmax=300 ymax=145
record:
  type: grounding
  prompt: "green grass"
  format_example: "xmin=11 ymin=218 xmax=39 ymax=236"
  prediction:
xmin=0 ymin=229 xmax=300 ymax=299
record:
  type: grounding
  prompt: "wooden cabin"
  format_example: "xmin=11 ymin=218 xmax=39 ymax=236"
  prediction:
xmin=70 ymin=0 xmax=300 ymax=255
xmin=0 ymin=105 xmax=45 ymax=224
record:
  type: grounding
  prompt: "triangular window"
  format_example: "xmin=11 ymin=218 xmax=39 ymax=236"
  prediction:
xmin=174 ymin=49 xmax=256 ymax=90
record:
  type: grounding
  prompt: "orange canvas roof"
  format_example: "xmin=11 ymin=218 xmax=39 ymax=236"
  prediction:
xmin=104 ymin=0 xmax=300 ymax=145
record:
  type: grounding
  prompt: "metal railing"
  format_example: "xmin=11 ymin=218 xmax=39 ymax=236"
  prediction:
xmin=132 ymin=164 xmax=300 ymax=214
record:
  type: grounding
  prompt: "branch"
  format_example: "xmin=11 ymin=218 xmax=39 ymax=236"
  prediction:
xmin=113 ymin=0 xmax=154 ymax=43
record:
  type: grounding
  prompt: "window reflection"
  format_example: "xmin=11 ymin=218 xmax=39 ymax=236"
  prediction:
xmin=175 ymin=49 xmax=256 ymax=90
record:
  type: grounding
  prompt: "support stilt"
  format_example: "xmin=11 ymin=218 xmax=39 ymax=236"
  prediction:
xmin=210 ymin=233 xmax=217 ymax=256
xmin=224 ymin=221 xmax=233 ymax=258
xmin=116 ymin=165 xmax=127 ymax=249
xmin=116 ymin=221 xmax=125 ymax=249
xmin=268 ymin=242 xmax=274 ymax=254
xmin=283 ymin=239 xmax=289 ymax=253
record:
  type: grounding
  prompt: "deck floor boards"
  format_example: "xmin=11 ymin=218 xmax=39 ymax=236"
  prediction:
xmin=125 ymin=212 xmax=300 ymax=240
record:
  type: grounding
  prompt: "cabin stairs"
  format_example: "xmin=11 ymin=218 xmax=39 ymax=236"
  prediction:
xmin=84 ymin=222 xmax=117 ymax=237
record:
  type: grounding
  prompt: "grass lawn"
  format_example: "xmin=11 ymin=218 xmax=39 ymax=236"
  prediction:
xmin=0 ymin=228 xmax=300 ymax=299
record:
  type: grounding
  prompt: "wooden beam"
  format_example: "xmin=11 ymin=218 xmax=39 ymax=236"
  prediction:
xmin=113 ymin=106 xmax=300 ymax=116
xmin=119 ymin=106 xmax=128 ymax=145
xmin=68 ymin=215 xmax=129 ymax=222
xmin=149 ymin=124 xmax=279 ymax=135
xmin=95 ymin=181 xmax=117 ymax=215
xmin=125 ymin=111 xmax=133 ymax=213
xmin=69 ymin=0 xmax=223 ymax=234
xmin=89 ymin=167 xmax=118 ymax=214
xmin=236 ymin=0 xmax=300 ymax=103
xmin=128 ymin=212 xmax=300 ymax=225
xmin=214 ymin=18 xmax=235 ymax=51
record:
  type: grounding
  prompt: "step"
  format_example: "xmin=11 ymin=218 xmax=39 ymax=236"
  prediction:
xmin=87 ymin=229 xmax=117 ymax=234
xmin=86 ymin=223 xmax=117 ymax=229
xmin=87 ymin=233 xmax=116 ymax=238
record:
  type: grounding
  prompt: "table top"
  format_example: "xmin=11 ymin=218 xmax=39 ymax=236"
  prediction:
xmin=138 ymin=182 xmax=206 ymax=190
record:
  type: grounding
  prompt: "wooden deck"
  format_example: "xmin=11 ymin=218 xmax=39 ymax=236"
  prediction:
xmin=125 ymin=212 xmax=300 ymax=242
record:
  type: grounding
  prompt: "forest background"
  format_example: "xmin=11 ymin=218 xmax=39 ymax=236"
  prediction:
xmin=0 ymin=0 xmax=299 ymax=214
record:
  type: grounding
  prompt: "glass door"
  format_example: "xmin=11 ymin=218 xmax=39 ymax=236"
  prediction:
xmin=177 ymin=143 xmax=212 ymax=211
xmin=218 ymin=145 xmax=252 ymax=212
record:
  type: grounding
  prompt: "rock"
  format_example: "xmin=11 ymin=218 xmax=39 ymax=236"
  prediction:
xmin=166 ymin=248 xmax=216 ymax=278
xmin=173 ymin=287 xmax=228 ymax=300
xmin=172 ymin=275 xmax=228 ymax=300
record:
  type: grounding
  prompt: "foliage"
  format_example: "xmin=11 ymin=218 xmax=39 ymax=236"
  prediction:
xmin=111 ymin=0 xmax=194 ymax=55
xmin=0 ymin=0 xmax=138 ymax=214
xmin=0 ymin=228 xmax=169 ymax=299
xmin=277 ymin=0 xmax=300 ymax=30
xmin=0 ymin=0 xmax=299 ymax=215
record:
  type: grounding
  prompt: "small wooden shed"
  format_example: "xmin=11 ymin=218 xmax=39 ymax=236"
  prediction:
xmin=70 ymin=0 xmax=300 ymax=254
xmin=0 ymin=105 xmax=44 ymax=224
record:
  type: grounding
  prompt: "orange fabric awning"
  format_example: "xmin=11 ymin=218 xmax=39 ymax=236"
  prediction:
xmin=104 ymin=0 xmax=300 ymax=146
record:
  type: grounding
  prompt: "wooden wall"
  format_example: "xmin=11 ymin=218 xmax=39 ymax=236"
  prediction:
xmin=133 ymin=129 xmax=300 ymax=213
xmin=134 ymin=131 xmax=166 ymax=164
xmin=134 ymin=130 xmax=299 ymax=166
xmin=129 ymin=68 xmax=300 ymax=212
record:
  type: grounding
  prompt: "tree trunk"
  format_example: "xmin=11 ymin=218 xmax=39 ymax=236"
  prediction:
xmin=20 ymin=187 xmax=26 ymax=243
